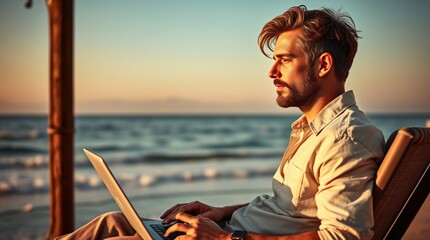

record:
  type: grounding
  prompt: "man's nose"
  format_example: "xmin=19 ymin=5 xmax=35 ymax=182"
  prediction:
xmin=268 ymin=63 xmax=280 ymax=79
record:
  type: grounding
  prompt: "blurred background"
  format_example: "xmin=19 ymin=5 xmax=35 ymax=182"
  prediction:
xmin=0 ymin=0 xmax=429 ymax=239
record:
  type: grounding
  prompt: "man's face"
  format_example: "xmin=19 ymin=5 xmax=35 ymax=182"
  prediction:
xmin=268 ymin=29 xmax=318 ymax=109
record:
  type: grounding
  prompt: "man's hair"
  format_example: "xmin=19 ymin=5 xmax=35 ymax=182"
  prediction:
xmin=258 ymin=5 xmax=360 ymax=80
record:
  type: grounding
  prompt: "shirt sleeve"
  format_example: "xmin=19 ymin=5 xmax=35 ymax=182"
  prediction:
xmin=314 ymin=138 xmax=379 ymax=240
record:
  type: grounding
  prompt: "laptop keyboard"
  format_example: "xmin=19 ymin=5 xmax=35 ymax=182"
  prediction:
xmin=150 ymin=224 xmax=184 ymax=240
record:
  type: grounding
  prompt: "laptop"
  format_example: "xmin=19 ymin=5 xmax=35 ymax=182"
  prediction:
xmin=83 ymin=148 xmax=184 ymax=240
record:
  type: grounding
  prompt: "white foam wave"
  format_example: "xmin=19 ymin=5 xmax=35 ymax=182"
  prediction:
xmin=0 ymin=155 xmax=48 ymax=169
xmin=0 ymin=166 xmax=275 ymax=195
xmin=0 ymin=129 xmax=40 ymax=140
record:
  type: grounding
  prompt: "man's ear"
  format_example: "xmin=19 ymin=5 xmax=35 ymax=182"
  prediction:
xmin=318 ymin=52 xmax=333 ymax=78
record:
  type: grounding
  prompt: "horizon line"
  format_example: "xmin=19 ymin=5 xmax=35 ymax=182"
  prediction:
xmin=1 ymin=112 xmax=430 ymax=117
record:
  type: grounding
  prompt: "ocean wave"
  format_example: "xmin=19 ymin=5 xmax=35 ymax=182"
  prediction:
xmin=89 ymin=144 xmax=138 ymax=152
xmin=78 ymin=122 xmax=123 ymax=132
xmin=0 ymin=155 xmax=96 ymax=170
xmin=202 ymin=139 xmax=267 ymax=149
xmin=141 ymin=151 xmax=282 ymax=162
xmin=0 ymin=130 xmax=41 ymax=140
xmin=0 ymin=150 xmax=283 ymax=170
xmin=0 ymin=166 xmax=276 ymax=196
xmin=0 ymin=145 xmax=47 ymax=155
xmin=0 ymin=155 xmax=48 ymax=169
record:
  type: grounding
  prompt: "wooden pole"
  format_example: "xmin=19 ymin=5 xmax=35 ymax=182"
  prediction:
xmin=46 ymin=0 xmax=75 ymax=238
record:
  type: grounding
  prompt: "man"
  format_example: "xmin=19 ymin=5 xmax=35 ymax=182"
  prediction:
xmin=57 ymin=5 xmax=384 ymax=240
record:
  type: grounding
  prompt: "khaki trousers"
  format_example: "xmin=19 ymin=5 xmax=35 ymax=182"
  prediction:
xmin=55 ymin=211 xmax=142 ymax=240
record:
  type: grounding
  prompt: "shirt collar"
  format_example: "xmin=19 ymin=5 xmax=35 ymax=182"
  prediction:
xmin=291 ymin=90 xmax=357 ymax=135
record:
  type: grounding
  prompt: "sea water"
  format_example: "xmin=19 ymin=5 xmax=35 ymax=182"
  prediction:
xmin=0 ymin=114 xmax=429 ymax=238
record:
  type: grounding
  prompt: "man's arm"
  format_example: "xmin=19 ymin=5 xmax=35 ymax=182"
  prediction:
xmin=313 ymin=137 xmax=381 ymax=239
xmin=165 ymin=212 xmax=320 ymax=240
xmin=161 ymin=201 xmax=248 ymax=224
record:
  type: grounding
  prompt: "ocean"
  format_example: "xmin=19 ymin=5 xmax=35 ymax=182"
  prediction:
xmin=0 ymin=114 xmax=429 ymax=239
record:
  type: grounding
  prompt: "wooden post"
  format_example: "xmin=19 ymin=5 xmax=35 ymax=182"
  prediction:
xmin=46 ymin=0 xmax=75 ymax=238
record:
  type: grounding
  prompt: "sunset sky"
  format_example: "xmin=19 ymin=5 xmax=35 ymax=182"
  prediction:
xmin=1 ymin=0 xmax=429 ymax=114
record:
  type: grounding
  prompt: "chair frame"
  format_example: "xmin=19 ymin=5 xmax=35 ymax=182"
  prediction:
xmin=372 ymin=127 xmax=430 ymax=240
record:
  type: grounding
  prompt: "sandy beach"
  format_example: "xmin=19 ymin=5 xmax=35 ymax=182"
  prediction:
xmin=402 ymin=196 xmax=430 ymax=239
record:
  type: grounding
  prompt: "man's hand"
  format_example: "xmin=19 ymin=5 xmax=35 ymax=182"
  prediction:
xmin=160 ymin=201 xmax=226 ymax=224
xmin=164 ymin=212 xmax=231 ymax=240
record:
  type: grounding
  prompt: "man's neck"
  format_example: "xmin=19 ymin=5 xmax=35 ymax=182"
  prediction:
xmin=300 ymin=89 xmax=345 ymax=123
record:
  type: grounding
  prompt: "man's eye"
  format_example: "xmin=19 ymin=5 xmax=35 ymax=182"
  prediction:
xmin=281 ymin=58 xmax=290 ymax=63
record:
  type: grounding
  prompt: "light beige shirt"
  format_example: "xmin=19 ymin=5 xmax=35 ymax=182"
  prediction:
xmin=226 ymin=91 xmax=385 ymax=240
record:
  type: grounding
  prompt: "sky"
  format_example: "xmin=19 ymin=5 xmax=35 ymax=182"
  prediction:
xmin=0 ymin=0 xmax=429 ymax=115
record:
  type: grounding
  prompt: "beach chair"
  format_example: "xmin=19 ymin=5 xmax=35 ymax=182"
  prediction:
xmin=372 ymin=127 xmax=430 ymax=240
